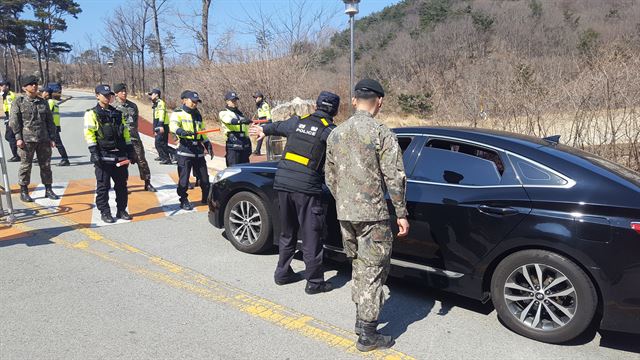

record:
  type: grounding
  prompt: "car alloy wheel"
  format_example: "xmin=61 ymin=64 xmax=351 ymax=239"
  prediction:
xmin=228 ymin=200 xmax=262 ymax=246
xmin=504 ymin=263 xmax=577 ymax=331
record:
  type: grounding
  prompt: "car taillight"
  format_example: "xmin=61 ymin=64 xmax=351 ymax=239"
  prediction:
xmin=632 ymin=222 xmax=640 ymax=235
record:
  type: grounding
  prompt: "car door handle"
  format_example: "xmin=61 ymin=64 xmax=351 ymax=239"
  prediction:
xmin=478 ymin=205 xmax=519 ymax=216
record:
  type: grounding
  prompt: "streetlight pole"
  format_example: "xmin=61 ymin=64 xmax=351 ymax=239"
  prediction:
xmin=343 ymin=0 xmax=360 ymax=104
xmin=106 ymin=59 xmax=114 ymax=86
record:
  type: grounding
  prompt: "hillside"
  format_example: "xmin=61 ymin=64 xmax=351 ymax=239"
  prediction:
xmin=311 ymin=0 xmax=640 ymax=169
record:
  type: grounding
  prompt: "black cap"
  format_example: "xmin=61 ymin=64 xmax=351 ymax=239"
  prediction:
xmin=0 ymin=79 xmax=10 ymax=86
xmin=224 ymin=91 xmax=239 ymax=101
xmin=95 ymin=84 xmax=115 ymax=96
xmin=41 ymin=87 xmax=54 ymax=94
xmin=147 ymin=88 xmax=161 ymax=96
xmin=21 ymin=75 xmax=38 ymax=86
xmin=181 ymin=90 xmax=202 ymax=102
xmin=354 ymin=78 xmax=385 ymax=98
xmin=253 ymin=91 xmax=264 ymax=98
xmin=113 ymin=83 xmax=127 ymax=93
xmin=316 ymin=91 xmax=341 ymax=116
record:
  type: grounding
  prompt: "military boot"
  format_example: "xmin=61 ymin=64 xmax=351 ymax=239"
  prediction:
xmin=45 ymin=185 xmax=59 ymax=200
xmin=144 ymin=180 xmax=157 ymax=192
xmin=356 ymin=321 xmax=394 ymax=352
xmin=20 ymin=186 xmax=34 ymax=202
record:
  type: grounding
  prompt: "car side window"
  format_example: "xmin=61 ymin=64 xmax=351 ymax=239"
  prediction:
xmin=397 ymin=136 xmax=413 ymax=154
xmin=411 ymin=139 xmax=506 ymax=186
xmin=509 ymin=155 xmax=568 ymax=186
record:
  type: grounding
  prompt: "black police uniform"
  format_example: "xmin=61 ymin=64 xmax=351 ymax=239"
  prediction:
xmin=85 ymin=100 xmax=136 ymax=221
xmin=261 ymin=91 xmax=340 ymax=293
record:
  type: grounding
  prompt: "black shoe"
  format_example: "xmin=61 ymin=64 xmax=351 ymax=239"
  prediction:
xmin=19 ymin=186 xmax=33 ymax=202
xmin=116 ymin=210 xmax=132 ymax=220
xmin=101 ymin=212 xmax=115 ymax=223
xmin=144 ymin=180 xmax=157 ymax=192
xmin=160 ymin=159 xmax=172 ymax=165
xmin=58 ymin=159 xmax=70 ymax=166
xmin=45 ymin=185 xmax=59 ymax=200
xmin=274 ymin=272 xmax=303 ymax=286
xmin=8 ymin=155 xmax=20 ymax=162
xmin=180 ymin=199 xmax=193 ymax=210
xmin=154 ymin=157 xmax=162 ymax=161
xmin=356 ymin=321 xmax=394 ymax=352
xmin=305 ymin=281 xmax=333 ymax=295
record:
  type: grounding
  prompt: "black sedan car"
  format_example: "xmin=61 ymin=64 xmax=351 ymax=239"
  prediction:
xmin=208 ymin=127 xmax=640 ymax=343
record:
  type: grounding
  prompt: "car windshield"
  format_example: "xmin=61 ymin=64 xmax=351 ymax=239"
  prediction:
xmin=554 ymin=144 xmax=640 ymax=187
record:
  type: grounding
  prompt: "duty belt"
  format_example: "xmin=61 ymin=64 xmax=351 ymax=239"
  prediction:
xmin=176 ymin=151 xmax=205 ymax=158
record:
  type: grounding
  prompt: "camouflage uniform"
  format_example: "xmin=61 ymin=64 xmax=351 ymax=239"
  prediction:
xmin=9 ymin=94 xmax=56 ymax=186
xmin=113 ymin=98 xmax=151 ymax=180
xmin=325 ymin=110 xmax=407 ymax=323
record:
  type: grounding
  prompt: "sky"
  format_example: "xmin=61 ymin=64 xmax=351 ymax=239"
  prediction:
xmin=57 ymin=0 xmax=400 ymax=55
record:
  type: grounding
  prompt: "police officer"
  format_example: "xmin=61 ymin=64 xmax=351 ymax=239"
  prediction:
xmin=325 ymin=79 xmax=409 ymax=352
xmin=9 ymin=75 xmax=59 ymax=202
xmin=250 ymin=91 xmax=340 ymax=295
xmin=1 ymin=80 xmax=19 ymax=162
xmin=41 ymin=87 xmax=70 ymax=166
xmin=169 ymin=90 xmax=212 ymax=210
xmin=252 ymin=91 xmax=271 ymax=156
xmin=148 ymin=88 xmax=172 ymax=164
xmin=84 ymin=84 xmax=137 ymax=223
xmin=219 ymin=91 xmax=252 ymax=166
xmin=113 ymin=83 xmax=157 ymax=192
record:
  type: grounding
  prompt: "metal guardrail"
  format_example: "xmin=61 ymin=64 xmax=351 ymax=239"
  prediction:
xmin=0 ymin=120 xmax=16 ymax=225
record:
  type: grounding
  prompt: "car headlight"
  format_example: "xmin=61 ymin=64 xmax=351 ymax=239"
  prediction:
xmin=212 ymin=167 xmax=241 ymax=184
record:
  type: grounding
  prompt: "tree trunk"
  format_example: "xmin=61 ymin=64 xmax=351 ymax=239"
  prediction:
xmin=9 ymin=46 xmax=19 ymax=91
xmin=36 ymin=51 xmax=45 ymax=84
xmin=201 ymin=0 xmax=212 ymax=62
xmin=151 ymin=0 xmax=165 ymax=95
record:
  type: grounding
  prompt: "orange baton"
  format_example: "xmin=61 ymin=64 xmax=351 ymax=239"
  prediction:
xmin=116 ymin=159 xmax=130 ymax=167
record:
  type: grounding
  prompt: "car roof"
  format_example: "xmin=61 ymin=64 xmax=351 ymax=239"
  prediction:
xmin=394 ymin=126 xmax=550 ymax=148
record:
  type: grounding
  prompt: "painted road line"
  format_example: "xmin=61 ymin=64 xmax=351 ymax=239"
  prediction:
xmin=31 ymin=182 xmax=68 ymax=210
xmin=168 ymin=172 xmax=208 ymax=212
xmin=126 ymin=178 xmax=165 ymax=223
xmin=56 ymin=178 xmax=97 ymax=227
xmin=152 ymin=173 xmax=192 ymax=216
xmin=19 ymin=202 xmax=416 ymax=360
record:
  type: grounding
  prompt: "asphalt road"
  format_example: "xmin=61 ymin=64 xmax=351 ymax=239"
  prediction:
xmin=1 ymin=91 xmax=639 ymax=360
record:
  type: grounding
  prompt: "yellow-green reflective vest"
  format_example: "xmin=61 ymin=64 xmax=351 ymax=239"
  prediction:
xmin=169 ymin=109 xmax=208 ymax=141
xmin=48 ymin=99 xmax=60 ymax=126
xmin=257 ymin=101 xmax=271 ymax=120
xmin=219 ymin=108 xmax=250 ymax=138
xmin=3 ymin=91 xmax=16 ymax=113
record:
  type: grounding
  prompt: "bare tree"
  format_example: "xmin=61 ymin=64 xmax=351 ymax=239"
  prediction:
xmin=146 ymin=0 xmax=167 ymax=94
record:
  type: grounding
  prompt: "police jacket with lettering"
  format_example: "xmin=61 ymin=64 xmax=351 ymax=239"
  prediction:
xmin=262 ymin=110 xmax=335 ymax=195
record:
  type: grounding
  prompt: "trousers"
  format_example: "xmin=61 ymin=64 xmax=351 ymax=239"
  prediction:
xmin=274 ymin=191 xmax=325 ymax=286
xmin=340 ymin=220 xmax=393 ymax=322
xmin=18 ymin=141 xmax=53 ymax=186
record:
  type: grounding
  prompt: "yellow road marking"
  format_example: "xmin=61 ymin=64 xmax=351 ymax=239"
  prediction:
xmin=17 ymin=201 xmax=416 ymax=359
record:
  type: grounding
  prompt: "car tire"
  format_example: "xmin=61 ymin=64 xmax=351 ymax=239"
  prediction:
xmin=223 ymin=191 xmax=273 ymax=254
xmin=490 ymin=249 xmax=597 ymax=343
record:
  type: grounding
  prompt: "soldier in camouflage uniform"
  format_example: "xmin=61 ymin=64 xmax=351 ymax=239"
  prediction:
xmin=9 ymin=75 xmax=59 ymax=202
xmin=325 ymin=78 xmax=409 ymax=352
xmin=113 ymin=83 xmax=157 ymax=192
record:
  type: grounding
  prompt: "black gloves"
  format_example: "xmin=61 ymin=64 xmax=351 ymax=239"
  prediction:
xmin=127 ymin=145 xmax=137 ymax=164
xmin=176 ymin=128 xmax=194 ymax=137
xmin=239 ymin=118 xmax=253 ymax=125
xmin=88 ymin=146 xmax=101 ymax=167
xmin=206 ymin=142 xmax=214 ymax=159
